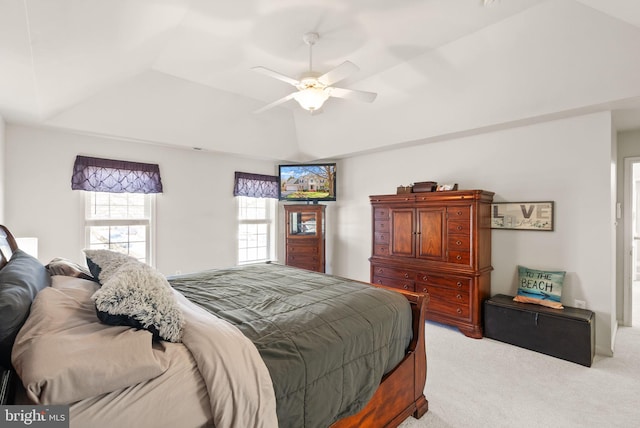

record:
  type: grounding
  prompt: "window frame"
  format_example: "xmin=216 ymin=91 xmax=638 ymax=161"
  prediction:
xmin=83 ymin=192 xmax=156 ymax=266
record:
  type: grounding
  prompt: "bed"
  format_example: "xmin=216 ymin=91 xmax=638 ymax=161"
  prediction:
xmin=0 ymin=224 xmax=428 ymax=427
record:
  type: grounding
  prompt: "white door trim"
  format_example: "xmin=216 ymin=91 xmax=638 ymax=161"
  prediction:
xmin=623 ymin=156 xmax=640 ymax=326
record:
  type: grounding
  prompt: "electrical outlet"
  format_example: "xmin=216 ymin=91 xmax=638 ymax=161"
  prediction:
xmin=574 ymin=299 xmax=586 ymax=309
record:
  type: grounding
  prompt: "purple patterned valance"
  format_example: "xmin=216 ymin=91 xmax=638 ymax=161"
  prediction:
xmin=71 ymin=155 xmax=163 ymax=194
xmin=233 ymin=171 xmax=278 ymax=199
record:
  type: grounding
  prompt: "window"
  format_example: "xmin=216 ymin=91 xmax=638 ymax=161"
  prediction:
xmin=85 ymin=192 xmax=154 ymax=264
xmin=237 ymin=196 xmax=276 ymax=264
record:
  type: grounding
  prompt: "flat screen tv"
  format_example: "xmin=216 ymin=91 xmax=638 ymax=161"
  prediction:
xmin=278 ymin=163 xmax=337 ymax=202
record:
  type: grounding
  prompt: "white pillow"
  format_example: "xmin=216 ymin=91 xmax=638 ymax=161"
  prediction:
xmin=87 ymin=251 xmax=184 ymax=342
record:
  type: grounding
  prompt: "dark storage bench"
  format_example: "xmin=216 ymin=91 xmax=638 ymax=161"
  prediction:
xmin=484 ymin=294 xmax=595 ymax=367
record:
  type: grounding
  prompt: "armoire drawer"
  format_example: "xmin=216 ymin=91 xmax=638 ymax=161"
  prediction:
xmin=447 ymin=250 xmax=471 ymax=265
xmin=448 ymin=220 xmax=470 ymax=235
xmin=287 ymin=254 xmax=319 ymax=265
xmin=287 ymin=245 xmax=318 ymax=255
xmin=425 ymin=285 xmax=471 ymax=320
xmin=372 ymin=265 xmax=413 ymax=280
xmin=372 ymin=275 xmax=415 ymax=292
xmin=374 ymin=232 xmax=390 ymax=244
xmin=373 ymin=245 xmax=389 ymax=256
xmin=374 ymin=220 xmax=390 ymax=232
xmin=448 ymin=235 xmax=470 ymax=251
xmin=416 ymin=273 xmax=471 ymax=291
xmin=447 ymin=206 xmax=471 ymax=220
xmin=374 ymin=207 xmax=389 ymax=219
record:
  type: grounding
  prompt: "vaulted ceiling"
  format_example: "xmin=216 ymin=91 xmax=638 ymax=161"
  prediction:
xmin=1 ymin=0 xmax=640 ymax=161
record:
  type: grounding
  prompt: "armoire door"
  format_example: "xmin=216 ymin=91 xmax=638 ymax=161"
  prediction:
xmin=389 ymin=208 xmax=415 ymax=257
xmin=416 ymin=207 xmax=446 ymax=261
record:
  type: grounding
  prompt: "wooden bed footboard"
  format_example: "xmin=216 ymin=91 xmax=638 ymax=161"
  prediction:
xmin=331 ymin=287 xmax=428 ymax=428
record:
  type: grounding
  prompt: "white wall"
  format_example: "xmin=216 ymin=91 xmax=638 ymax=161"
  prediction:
xmin=332 ymin=112 xmax=615 ymax=356
xmin=0 ymin=115 xmax=5 ymax=224
xmin=5 ymin=124 xmax=277 ymax=275
xmin=4 ymin=114 xmax=619 ymax=356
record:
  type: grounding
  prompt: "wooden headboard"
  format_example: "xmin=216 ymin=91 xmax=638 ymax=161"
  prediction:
xmin=0 ymin=225 xmax=18 ymax=269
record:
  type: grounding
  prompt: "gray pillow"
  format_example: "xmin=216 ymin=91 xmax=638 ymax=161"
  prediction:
xmin=0 ymin=250 xmax=51 ymax=368
xmin=46 ymin=257 xmax=95 ymax=281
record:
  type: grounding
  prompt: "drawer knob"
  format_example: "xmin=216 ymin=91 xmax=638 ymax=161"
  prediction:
xmin=404 ymin=273 xmax=409 ymax=279
xmin=457 ymin=308 xmax=462 ymax=314
xmin=377 ymin=280 xmax=382 ymax=284
xmin=403 ymin=284 xmax=408 ymax=290
xmin=457 ymin=211 xmax=462 ymax=216
xmin=457 ymin=281 xmax=462 ymax=287
xmin=457 ymin=225 xmax=463 ymax=231
xmin=456 ymin=240 xmax=462 ymax=245
xmin=456 ymin=255 xmax=462 ymax=260
xmin=423 ymin=276 xmax=428 ymax=281
xmin=457 ymin=294 xmax=462 ymax=300
xmin=378 ymin=268 xmax=383 ymax=273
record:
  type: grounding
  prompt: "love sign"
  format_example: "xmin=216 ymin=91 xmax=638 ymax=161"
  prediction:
xmin=491 ymin=201 xmax=554 ymax=231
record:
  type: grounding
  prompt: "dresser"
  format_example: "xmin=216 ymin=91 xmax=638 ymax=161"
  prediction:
xmin=369 ymin=190 xmax=494 ymax=338
xmin=284 ymin=204 xmax=326 ymax=273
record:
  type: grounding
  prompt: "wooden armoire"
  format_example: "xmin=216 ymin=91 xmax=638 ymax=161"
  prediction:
xmin=369 ymin=190 xmax=494 ymax=338
xmin=284 ymin=204 xmax=326 ymax=273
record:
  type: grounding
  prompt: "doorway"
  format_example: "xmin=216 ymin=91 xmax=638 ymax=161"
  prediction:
xmin=623 ymin=157 xmax=640 ymax=327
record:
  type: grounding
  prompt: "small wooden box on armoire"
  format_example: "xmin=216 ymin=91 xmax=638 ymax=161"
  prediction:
xmin=484 ymin=294 xmax=595 ymax=367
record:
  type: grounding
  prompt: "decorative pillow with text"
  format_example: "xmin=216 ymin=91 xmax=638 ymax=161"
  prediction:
xmin=513 ymin=265 xmax=565 ymax=309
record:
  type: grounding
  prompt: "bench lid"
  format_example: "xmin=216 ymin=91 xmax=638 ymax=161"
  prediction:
xmin=486 ymin=294 xmax=594 ymax=322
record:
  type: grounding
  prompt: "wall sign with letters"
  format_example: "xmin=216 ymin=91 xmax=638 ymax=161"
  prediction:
xmin=491 ymin=201 xmax=554 ymax=231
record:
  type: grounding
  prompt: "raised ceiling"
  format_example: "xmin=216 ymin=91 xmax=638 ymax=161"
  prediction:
xmin=1 ymin=0 xmax=640 ymax=161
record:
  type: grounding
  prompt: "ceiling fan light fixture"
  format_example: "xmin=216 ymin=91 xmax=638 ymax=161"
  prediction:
xmin=293 ymin=87 xmax=330 ymax=111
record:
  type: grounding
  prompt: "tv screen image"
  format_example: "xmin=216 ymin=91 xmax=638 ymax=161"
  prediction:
xmin=278 ymin=163 xmax=336 ymax=202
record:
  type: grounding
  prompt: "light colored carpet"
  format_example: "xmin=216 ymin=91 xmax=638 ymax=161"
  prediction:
xmin=399 ymin=318 xmax=640 ymax=428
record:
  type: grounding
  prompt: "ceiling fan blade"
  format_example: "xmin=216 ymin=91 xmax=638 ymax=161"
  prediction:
xmin=317 ymin=61 xmax=359 ymax=86
xmin=329 ymin=87 xmax=377 ymax=103
xmin=253 ymin=92 xmax=297 ymax=114
xmin=251 ymin=66 xmax=299 ymax=86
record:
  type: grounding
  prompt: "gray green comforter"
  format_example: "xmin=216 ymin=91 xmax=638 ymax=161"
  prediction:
xmin=168 ymin=263 xmax=412 ymax=428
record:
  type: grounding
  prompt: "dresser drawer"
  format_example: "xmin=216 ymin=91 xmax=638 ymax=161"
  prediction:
xmin=372 ymin=275 xmax=415 ymax=292
xmin=374 ymin=220 xmax=390 ymax=232
xmin=447 ymin=250 xmax=471 ymax=265
xmin=448 ymin=235 xmax=470 ymax=251
xmin=287 ymin=254 xmax=319 ymax=264
xmin=373 ymin=245 xmax=389 ymax=256
xmin=290 ymin=262 xmax=321 ymax=272
xmin=448 ymin=220 xmax=470 ymax=235
xmin=374 ymin=232 xmax=390 ymax=244
xmin=372 ymin=265 xmax=413 ymax=280
xmin=447 ymin=206 xmax=471 ymax=220
xmin=416 ymin=273 xmax=470 ymax=291
xmin=287 ymin=245 xmax=318 ymax=255
xmin=286 ymin=238 xmax=319 ymax=246
xmin=425 ymin=285 xmax=471 ymax=320
xmin=374 ymin=207 xmax=389 ymax=219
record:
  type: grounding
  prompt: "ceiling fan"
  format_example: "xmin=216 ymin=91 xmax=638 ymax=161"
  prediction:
xmin=252 ymin=32 xmax=377 ymax=114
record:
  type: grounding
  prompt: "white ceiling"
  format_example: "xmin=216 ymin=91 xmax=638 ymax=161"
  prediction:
xmin=1 ymin=0 xmax=640 ymax=161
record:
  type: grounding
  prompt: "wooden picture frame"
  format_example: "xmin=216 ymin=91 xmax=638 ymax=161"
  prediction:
xmin=491 ymin=201 xmax=554 ymax=231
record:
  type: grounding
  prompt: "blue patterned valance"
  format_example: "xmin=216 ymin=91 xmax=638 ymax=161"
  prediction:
xmin=233 ymin=172 xmax=278 ymax=199
xmin=71 ymin=155 xmax=163 ymax=194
